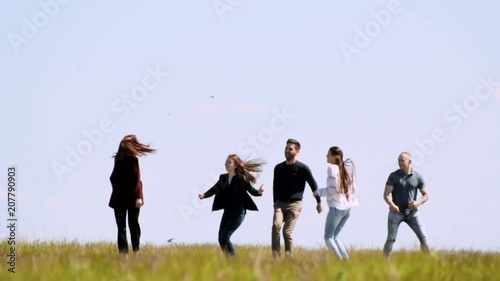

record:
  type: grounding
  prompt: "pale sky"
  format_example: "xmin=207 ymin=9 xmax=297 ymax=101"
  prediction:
xmin=1 ymin=0 xmax=499 ymax=252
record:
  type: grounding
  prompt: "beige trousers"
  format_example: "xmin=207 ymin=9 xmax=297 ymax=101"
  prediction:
xmin=271 ymin=200 xmax=302 ymax=256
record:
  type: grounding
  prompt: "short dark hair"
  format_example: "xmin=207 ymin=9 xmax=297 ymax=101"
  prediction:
xmin=286 ymin=138 xmax=301 ymax=150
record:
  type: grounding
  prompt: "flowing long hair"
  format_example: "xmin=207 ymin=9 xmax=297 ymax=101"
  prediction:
xmin=113 ymin=134 xmax=157 ymax=159
xmin=329 ymin=146 xmax=355 ymax=200
xmin=227 ymin=154 xmax=265 ymax=184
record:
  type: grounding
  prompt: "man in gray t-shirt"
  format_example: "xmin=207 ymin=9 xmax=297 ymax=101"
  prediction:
xmin=382 ymin=152 xmax=430 ymax=258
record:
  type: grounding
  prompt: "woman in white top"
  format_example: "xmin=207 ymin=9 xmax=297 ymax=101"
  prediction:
xmin=314 ymin=146 xmax=358 ymax=259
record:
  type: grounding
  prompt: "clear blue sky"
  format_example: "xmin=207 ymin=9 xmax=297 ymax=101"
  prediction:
xmin=1 ymin=0 xmax=499 ymax=252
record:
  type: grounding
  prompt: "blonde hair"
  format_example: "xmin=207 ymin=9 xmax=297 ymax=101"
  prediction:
xmin=400 ymin=152 xmax=412 ymax=159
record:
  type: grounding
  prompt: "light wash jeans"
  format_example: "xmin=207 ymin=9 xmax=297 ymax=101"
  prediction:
xmin=383 ymin=209 xmax=429 ymax=257
xmin=324 ymin=207 xmax=351 ymax=259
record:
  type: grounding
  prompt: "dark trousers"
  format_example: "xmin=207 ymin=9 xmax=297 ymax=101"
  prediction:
xmin=218 ymin=208 xmax=246 ymax=256
xmin=113 ymin=207 xmax=141 ymax=253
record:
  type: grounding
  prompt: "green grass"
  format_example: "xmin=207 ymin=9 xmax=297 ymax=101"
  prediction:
xmin=1 ymin=240 xmax=499 ymax=281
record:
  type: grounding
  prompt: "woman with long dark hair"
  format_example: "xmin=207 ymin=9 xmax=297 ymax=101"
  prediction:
xmin=109 ymin=134 xmax=156 ymax=254
xmin=314 ymin=146 xmax=358 ymax=259
xmin=198 ymin=154 xmax=265 ymax=256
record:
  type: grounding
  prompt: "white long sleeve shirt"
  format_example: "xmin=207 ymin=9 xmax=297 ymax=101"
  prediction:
xmin=316 ymin=164 xmax=358 ymax=210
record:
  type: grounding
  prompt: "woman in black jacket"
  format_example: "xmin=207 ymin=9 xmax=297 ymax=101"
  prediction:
xmin=198 ymin=154 xmax=265 ymax=256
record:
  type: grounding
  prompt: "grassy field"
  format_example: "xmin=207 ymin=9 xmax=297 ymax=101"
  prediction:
xmin=1 ymin=240 xmax=499 ymax=281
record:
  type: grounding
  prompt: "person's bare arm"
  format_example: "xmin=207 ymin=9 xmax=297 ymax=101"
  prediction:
xmin=383 ymin=185 xmax=399 ymax=212
xmin=409 ymin=187 xmax=428 ymax=210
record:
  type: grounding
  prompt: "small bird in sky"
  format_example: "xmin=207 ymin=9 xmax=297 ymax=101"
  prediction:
xmin=209 ymin=95 xmax=215 ymax=98
xmin=167 ymin=238 xmax=175 ymax=243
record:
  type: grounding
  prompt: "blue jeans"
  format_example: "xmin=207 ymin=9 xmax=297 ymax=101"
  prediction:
xmin=324 ymin=207 xmax=351 ymax=259
xmin=218 ymin=208 xmax=246 ymax=255
xmin=383 ymin=210 xmax=429 ymax=257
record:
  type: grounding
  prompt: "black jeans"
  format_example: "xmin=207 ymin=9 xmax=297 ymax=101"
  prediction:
xmin=218 ymin=208 xmax=246 ymax=255
xmin=113 ymin=207 xmax=141 ymax=253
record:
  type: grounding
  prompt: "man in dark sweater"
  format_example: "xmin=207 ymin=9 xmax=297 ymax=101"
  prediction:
xmin=271 ymin=138 xmax=323 ymax=257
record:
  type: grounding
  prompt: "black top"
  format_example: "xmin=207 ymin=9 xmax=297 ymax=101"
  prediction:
xmin=224 ymin=176 xmax=244 ymax=211
xmin=273 ymin=160 xmax=321 ymax=203
xmin=203 ymin=174 xmax=262 ymax=211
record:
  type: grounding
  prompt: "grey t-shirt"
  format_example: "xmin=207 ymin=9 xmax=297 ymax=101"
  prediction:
xmin=386 ymin=169 xmax=426 ymax=212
